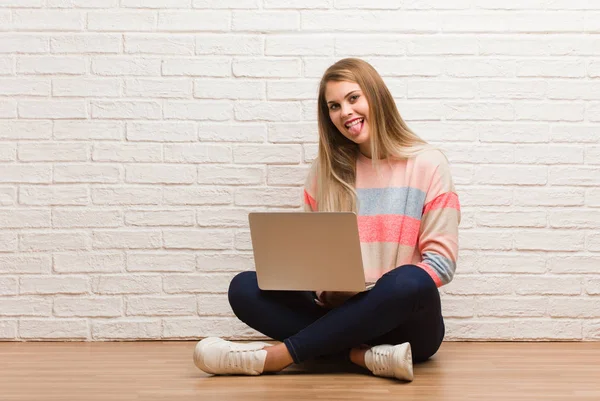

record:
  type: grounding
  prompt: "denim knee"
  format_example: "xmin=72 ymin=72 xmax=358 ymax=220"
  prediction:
xmin=378 ymin=265 xmax=439 ymax=305
xmin=227 ymin=271 xmax=258 ymax=316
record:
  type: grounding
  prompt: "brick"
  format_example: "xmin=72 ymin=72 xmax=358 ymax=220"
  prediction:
xmin=583 ymin=321 xmax=600 ymax=340
xmin=13 ymin=10 xmax=83 ymax=31
xmin=267 ymin=80 xmax=322 ymax=100
xmin=477 ymin=210 xmax=546 ymax=228
xmin=20 ymin=185 xmax=88 ymax=206
xmin=198 ymin=294 xmax=235 ymax=316
xmin=443 ymin=275 xmax=513 ymax=295
xmin=549 ymin=210 xmax=600 ymax=228
xmin=0 ymin=34 xmax=47 ymax=54
xmin=48 ymin=0 xmax=116 ymax=7
xmin=0 ymin=164 xmax=51 ymax=184
xmin=267 ymin=165 xmax=310 ymax=186
xmin=0 ymin=298 xmax=51 ymax=317
xmin=54 ymin=252 xmax=123 ymax=274
xmin=477 ymin=253 xmax=546 ymax=274
xmin=20 ymin=232 xmax=91 ymax=251
xmin=479 ymin=80 xmax=547 ymax=99
xmin=548 ymin=256 xmax=600 ymax=274
xmin=233 ymin=144 xmax=301 ymax=164
xmin=92 ymin=275 xmax=161 ymax=295
xmin=476 ymin=297 xmax=547 ymax=317
xmin=122 ymin=0 xmax=188 ymax=7
xmin=50 ymin=34 xmax=121 ymax=53
xmin=92 ymin=143 xmax=161 ymax=162
xmin=0 ymin=57 xmax=14 ymax=75
xmin=125 ymin=165 xmax=195 ymax=184
xmin=92 ymin=57 xmax=161 ymax=76
xmin=197 ymin=253 xmax=254 ymax=272
xmin=586 ymin=278 xmax=600 ymax=295
xmin=54 ymin=297 xmax=122 ymax=317
xmin=515 ymin=230 xmax=584 ymax=251
xmin=158 ymin=11 xmax=229 ymax=32
xmin=0 ymin=99 xmax=17 ymax=118
xmin=588 ymin=188 xmax=600 ymax=207
xmin=162 ymin=58 xmax=229 ymax=77
xmin=163 ymin=273 xmax=236 ymax=293
xmin=440 ymin=296 xmax=474 ymax=318
xmin=53 ymin=78 xmax=121 ymax=97
xmin=127 ymin=252 xmax=196 ymax=272
xmin=18 ymin=100 xmax=86 ymax=119
xmin=445 ymin=58 xmax=515 ymax=77
xmin=301 ymin=11 xmax=438 ymax=32
xmin=20 ymin=276 xmax=88 ymax=295
xmin=194 ymin=79 xmax=264 ymax=100
xmin=198 ymin=123 xmax=266 ymax=142
xmin=125 ymin=78 xmax=191 ymax=98
xmin=88 ymin=11 xmax=156 ymax=31
xmin=234 ymin=230 xmax=252 ymax=250
xmin=303 ymin=143 xmax=318 ymax=162
xmin=0 ymin=187 xmax=15 ymax=206
xmin=162 ymin=317 xmax=262 ymax=339
xmin=233 ymin=58 xmax=301 ymax=78
xmin=549 ymin=166 xmax=600 ymax=186
xmin=197 ymin=208 xmax=256 ymax=228
xmin=125 ymin=34 xmax=194 ymax=55
xmin=234 ymin=187 xmax=301 ymax=207
xmin=164 ymin=100 xmax=232 ymax=120
xmin=549 ymin=298 xmax=600 ymax=318
xmin=412 ymin=78 xmax=479 ymax=98
xmin=0 ymin=78 xmax=50 ymax=96
xmin=516 ymin=102 xmax=585 ymax=121
xmin=443 ymin=144 xmax=514 ymax=164
xmin=459 ymin=230 xmax=512 ymax=250
xmin=585 ymin=145 xmax=600 ymax=164
xmin=0 ymin=254 xmax=51 ymax=274
xmin=456 ymin=187 xmax=511 ymax=206
xmin=0 ymin=209 xmax=49 ymax=229
xmin=93 ymin=230 xmax=161 ymax=250
xmin=164 ymin=144 xmax=231 ymax=163
xmin=52 ymin=209 xmax=122 ymax=228
xmin=91 ymin=100 xmax=161 ymax=120
xmin=126 ymin=296 xmax=196 ymax=316
xmin=0 ymin=321 xmax=17 ymax=339
xmin=514 ymin=188 xmax=584 ymax=207
xmin=17 ymin=56 xmax=86 ymax=75
xmin=92 ymin=320 xmax=161 ymax=340
xmin=54 ymin=121 xmax=123 ymax=141
xmin=233 ymin=11 xmax=299 ymax=32
xmin=163 ymin=229 xmax=232 ymax=250
xmin=444 ymin=102 xmax=514 ymax=121
xmin=125 ymin=210 xmax=195 ymax=227
xmin=195 ymin=34 xmax=262 ymax=55
xmin=0 ymin=144 xmax=15 ymax=161
xmin=474 ymin=165 xmax=547 ymax=185
xmin=20 ymin=319 xmax=88 ymax=339
xmin=515 ymin=276 xmax=582 ymax=295
xmin=197 ymin=165 xmax=264 ymax=185
xmin=511 ymin=320 xmax=582 ymax=340
xmin=589 ymin=233 xmax=600 ymax=251
xmin=91 ymin=186 xmax=162 ymax=205
xmin=127 ymin=122 xmax=196 ymax=142
xmin=268 ymin=122 xmax=318 ymax=143
xmin=54 ymin=164 xmax=120 ymax=184
xmin=0 ymin=278 xmax=17 ymax=296
xmin=163 ymin=186 xmax=232 ymax=205
xmin=18 ymin=142 xmax=88 ymax=162
xmin=266 ymin=36 xmax=333 ymax=56
xmin=515 ymin=144 xmax=583 ymax=164
xmin=263 ymin=0 xmax=329 ymax=8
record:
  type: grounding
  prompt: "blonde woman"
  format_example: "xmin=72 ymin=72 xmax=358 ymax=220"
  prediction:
xmin=193 ymin=58 xmax=461 ymax=381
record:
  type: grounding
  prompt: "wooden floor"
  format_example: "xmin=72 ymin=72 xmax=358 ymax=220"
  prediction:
xmin=1 ymin=341 xmax=598 ymax=401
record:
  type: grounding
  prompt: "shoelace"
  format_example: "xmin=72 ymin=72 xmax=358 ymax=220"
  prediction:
xmin=221 ymin=347 xmax=257 ymax=372
xmin=370 ymin=349 xmax=392 ymax=375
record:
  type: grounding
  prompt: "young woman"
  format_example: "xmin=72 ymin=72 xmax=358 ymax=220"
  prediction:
xmin=193 ymin=58 xmax=461 ymax=381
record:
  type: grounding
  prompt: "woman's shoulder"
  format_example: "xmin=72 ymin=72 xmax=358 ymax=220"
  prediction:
xmin=412 ymin=147 xmax=450 ymax=170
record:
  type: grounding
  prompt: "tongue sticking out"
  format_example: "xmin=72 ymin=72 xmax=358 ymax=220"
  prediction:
xmin=348 ymin=120 xmax=363 ymax=135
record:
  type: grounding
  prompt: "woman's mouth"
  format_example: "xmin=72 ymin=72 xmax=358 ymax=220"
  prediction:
xmin=345 ymin=118 xmax=364 ymax=135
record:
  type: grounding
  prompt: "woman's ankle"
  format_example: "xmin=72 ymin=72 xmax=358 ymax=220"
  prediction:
xmin=349 ymin=347 xmax=369 ymax=369
xmin=263 ymin=343 xmax=294 ymax=372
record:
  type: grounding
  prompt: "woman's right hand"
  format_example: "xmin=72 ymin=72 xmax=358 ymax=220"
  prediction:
xmin=315 ymin=291 xmax=358 ymax=308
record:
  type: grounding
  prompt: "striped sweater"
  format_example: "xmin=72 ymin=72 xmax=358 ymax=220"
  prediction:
xmin=303 ymin=149 xmax=461 ymax=288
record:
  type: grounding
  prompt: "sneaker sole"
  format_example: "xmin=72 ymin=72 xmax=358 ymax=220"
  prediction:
xmin=391 ymin=343 xmax=414 ymax=382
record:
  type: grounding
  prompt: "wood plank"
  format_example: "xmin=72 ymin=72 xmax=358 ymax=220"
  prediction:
xmin=0 ymin=342 xmax=598 ymax=401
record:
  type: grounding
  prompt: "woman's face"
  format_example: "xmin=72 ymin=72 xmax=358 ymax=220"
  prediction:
xmin=325 ymin=80 xmax=371 ymax=158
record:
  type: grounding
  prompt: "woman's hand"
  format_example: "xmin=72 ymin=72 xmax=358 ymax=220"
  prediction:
xmin=315 ymin=291 xmax=358 ymax=308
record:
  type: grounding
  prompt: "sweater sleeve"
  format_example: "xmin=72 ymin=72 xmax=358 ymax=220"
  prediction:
xmin=303 ymin=159 xmax=318 ymax=212
xmin=415 ymin=154 xmax=461 ymax=287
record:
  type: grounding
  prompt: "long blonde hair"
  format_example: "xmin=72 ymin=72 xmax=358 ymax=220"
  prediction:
xmin=314 ymin=58 xmax=438 ymax=212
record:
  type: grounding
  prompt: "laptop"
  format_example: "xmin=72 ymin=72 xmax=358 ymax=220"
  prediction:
xmin=248 ymin=212 xmax=371 ymax=292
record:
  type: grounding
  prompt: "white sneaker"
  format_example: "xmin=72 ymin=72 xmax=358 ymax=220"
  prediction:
xmin=193 ymin=337 xmax=272 ymax=375
xmin=364 ymin=342 xmax=414 ymax=381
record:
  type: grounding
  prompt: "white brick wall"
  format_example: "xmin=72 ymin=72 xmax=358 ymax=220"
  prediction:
xmin=0 ymin=1 xmax=598 ymax=342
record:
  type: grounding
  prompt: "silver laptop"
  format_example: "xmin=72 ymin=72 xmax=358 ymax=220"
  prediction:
xmin=248 ymin=212 xmax=368 ymax=292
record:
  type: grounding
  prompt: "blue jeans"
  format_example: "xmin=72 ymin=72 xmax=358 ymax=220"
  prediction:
xmin=228 ymin=264 xmax=445 ymax=364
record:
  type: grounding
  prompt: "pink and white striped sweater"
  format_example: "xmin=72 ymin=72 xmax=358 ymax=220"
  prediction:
xmin=303 ymin=149 xmax=461 ymax=288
